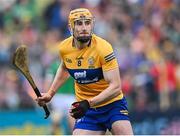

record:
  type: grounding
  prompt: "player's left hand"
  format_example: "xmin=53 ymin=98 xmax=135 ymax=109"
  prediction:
xmin=70 ymin=100 xmax=90 ymax=119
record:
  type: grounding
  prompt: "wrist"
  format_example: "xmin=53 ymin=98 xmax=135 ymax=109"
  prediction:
xmin=88 ymin=99 xmax=94 ymax=107
xmin=48 ymin=90 xmax=56 ymax=98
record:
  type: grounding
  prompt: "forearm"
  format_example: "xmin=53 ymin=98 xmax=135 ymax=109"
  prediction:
xmin=88 ymin=84 xmax=121 ymax=107
xmin=48 ymin=63 xmax=69 ymax=97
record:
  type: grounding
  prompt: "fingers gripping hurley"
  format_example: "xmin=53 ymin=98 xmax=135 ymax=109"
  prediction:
xmin=13 ymin=45 xmax=50 ymax=119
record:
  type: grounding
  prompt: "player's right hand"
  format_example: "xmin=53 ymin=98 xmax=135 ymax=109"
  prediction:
xmin=36 ymin=93 xmax=52 ymax=107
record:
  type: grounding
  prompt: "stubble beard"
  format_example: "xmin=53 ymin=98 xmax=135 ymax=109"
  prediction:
xmin=76 ymin=35 xmax=92 ymax=43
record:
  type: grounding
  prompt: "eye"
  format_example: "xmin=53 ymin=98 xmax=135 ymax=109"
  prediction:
xmin=75 ymin=20 xmax=83 ymax=26
xmin=85 ymin=20 xmax=91 ymax=25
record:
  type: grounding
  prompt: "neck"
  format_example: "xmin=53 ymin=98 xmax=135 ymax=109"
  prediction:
xmin=74 ymin=38 xmax=90 ymax=49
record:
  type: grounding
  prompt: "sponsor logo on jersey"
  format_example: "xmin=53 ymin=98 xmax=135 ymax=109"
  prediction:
xmin=77 ymin=77 xmax=98 ymax=84
xmin=74 ymin=71 xmax=87 ymax=79
xmin=68 ymin=68 xmax=103 ymax=84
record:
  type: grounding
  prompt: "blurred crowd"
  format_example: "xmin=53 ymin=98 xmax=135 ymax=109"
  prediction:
xmin=0 ymin=0 xmax=180 ymax=113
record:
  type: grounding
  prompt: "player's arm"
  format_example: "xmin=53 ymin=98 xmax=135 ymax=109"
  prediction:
xmin=88 ymin=43 xmax=122 ymax=107
xmin=36 ymin=61 xmax=69 ymax=106
xmin=88 ymin=67 xmax=121 ymax=107
xmin=47 ymin=61 xmax=70 ymax=97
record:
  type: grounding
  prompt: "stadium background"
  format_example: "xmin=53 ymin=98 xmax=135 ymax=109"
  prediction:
xmin=0 ymin=0 xmax=180 ymax=134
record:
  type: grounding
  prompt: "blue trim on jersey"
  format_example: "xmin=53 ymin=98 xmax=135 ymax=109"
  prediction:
xmin=67 ymin=68 xmax=103 ymax=84
xmin=74 ymin=97 xmax=130 ymax=131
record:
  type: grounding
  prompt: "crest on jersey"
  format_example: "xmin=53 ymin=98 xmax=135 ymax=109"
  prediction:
xmin=88 ymin=56 xmax=95 ymax=68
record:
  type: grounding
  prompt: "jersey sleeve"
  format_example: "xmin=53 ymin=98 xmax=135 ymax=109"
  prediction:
xmin=58 ymin=37 xmax=72 ymax=62
xmin=99 ymin=42 xmax=119 ymax=71
xmin=58 ymin=42 xmax=65 ymax=63
xmin=59 ymin=49 xmax=67 ymax=69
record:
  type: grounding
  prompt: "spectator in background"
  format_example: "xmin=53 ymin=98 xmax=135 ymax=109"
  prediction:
xmin=43 ymin=0 xmax=69 ymax=37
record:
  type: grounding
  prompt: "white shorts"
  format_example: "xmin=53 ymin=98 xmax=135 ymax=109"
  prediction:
xmin=50 ymin=94 xmax=75 ymax=114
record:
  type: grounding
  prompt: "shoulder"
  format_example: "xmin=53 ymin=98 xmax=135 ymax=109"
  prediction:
xmin=92 ymin=34 xmax=112 ymax=50
xmin=92 ymin=34 xmax=114 ymax=55
xmin=58 ymin=36 xmax=73 ymax=55
xmin=58 ymin=36 xmax=73 ymax=50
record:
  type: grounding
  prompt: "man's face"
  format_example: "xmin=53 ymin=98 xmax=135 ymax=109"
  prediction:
xmin=73 ymin=18 xmax=93 ymax=43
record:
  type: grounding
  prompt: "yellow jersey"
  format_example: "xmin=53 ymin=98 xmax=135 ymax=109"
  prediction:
xmin=58 ymin=34 xmax=123 ymax=107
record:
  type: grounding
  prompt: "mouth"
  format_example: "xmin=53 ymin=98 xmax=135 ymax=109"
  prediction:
xmin=79 ymin=33 xmax=90 ymax=37
xmin=80 ymin=32 xmax=89 ymax=35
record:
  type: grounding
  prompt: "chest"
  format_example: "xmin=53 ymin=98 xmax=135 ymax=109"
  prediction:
xmin=63 ymin=47 xmax=101 ymax=69
xmin=63 ymin=47 xmax=103 ymax=84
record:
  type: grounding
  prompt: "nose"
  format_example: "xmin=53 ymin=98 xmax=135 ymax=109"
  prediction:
xmin=82 ymin=22 xmax=86 ymax=29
